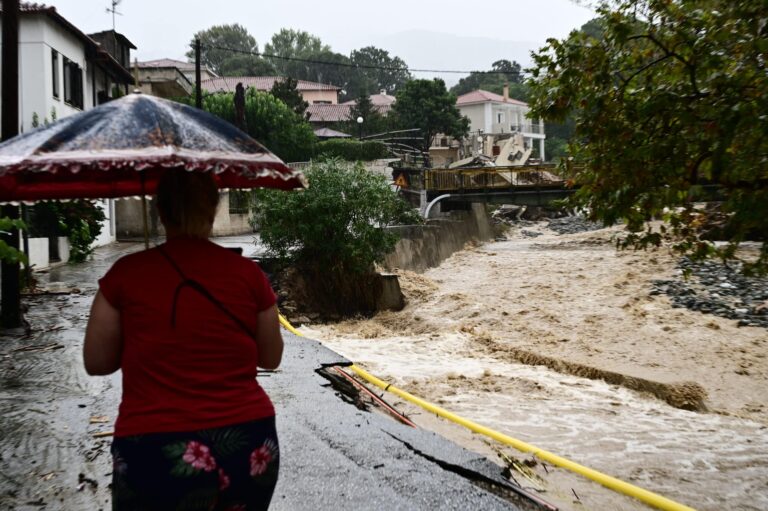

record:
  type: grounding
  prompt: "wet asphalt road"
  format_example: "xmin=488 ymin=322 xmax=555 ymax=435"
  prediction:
xmin=0 ymin=240 xmax=541 ymax=510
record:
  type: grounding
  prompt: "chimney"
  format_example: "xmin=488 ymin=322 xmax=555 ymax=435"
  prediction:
xmin=503 ymin=82 xmax=509 ymax=102
xmin=380 ymin=89 xmax=386 ymax=95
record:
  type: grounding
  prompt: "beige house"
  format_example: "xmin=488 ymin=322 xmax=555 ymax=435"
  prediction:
xmin=201 ymin=76 xmax=340 ymax=105
xmin=134 ymin=59 xmax=200 ymax=98
xmin=456 ymin=86 xmax=546 ymax=161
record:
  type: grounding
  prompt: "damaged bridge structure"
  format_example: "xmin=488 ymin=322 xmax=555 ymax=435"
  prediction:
xmin=420 ymin=164 xmax=576 ymax=218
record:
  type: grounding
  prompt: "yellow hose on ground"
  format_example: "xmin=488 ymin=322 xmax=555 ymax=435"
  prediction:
xmin=279 ymin=313 xmax=696 ymax=511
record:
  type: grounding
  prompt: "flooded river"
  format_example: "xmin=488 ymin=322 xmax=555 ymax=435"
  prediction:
xmin=304 ymin=223 xmax=768 ymax=511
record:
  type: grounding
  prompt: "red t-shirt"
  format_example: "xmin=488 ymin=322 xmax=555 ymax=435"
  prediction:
xmin=99 ymin=237 xmax=277 ymax=437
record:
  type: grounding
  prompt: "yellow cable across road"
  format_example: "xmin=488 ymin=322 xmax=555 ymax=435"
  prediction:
xmin=278 ymin=313 xmax=696 ymax=511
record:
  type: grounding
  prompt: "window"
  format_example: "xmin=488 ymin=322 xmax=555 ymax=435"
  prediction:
xmin=63 ymin=56 xmax=84 ymax=109
xmin=228 ymin=190 xmax=250 ymax=215
xmin=496 ymin=112 xmax=505 ymax=124
xmin=313 ymin=100 xmax=331 ymax=105
xmin=51 ymin=50 xmax=59 ymax=99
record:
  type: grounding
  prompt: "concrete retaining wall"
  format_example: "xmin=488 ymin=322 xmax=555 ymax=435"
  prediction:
xmin=115 ymin=193 xmax=253 ymax=239
xmin=382 ymin=203 xmax=493 ymax=273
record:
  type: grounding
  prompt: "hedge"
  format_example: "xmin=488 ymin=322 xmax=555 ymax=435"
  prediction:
xmin=313 ymin=139 xmax=390 ymax=162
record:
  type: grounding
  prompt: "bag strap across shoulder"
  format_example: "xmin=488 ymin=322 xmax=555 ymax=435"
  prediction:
xmin=156 ymin=245 xmax=258 ymax=341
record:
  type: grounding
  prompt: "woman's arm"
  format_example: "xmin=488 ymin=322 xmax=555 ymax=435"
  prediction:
xmin=83 ymin=291 xmax=123 ymax=375
xmin=256 ymin=304 xmax=283 ymax=370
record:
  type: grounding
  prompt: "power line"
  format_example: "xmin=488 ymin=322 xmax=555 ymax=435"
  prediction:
xmin=203 ymin=44 xmax=528 ymax=78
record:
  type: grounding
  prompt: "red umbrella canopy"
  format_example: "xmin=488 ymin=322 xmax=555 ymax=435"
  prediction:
xmin=0 ymin=93 xmax=307 ymax=202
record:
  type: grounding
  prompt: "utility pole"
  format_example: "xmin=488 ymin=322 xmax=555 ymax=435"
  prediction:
xmin=195 ymin=38 xmax=202 ymax=109
xmin=1 ymin=0 xmax=21 ymax=329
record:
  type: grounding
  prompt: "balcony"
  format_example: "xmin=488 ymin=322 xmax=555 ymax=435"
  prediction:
xmin=511 ymin=124 xmax=545 ymax=135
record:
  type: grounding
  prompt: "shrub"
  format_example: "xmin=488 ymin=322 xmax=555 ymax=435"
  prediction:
xmin=313 ymin=139 xmax=390 ymax=162
xmin=251 ymin=159 xmax=420 ymax=315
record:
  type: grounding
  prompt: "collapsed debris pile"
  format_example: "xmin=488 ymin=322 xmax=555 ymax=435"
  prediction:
xmin=652 ymin=258 xmax=768 ymax=328
xmin=491 ymin=205 xmax=604 ymax=236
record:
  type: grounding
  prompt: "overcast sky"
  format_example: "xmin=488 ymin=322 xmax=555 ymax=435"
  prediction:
xmin=49 ymin=0 xmax=595 ymax=84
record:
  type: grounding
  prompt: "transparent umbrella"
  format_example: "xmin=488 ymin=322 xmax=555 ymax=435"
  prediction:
xmin=0 ymin=92 xmax=307 ymax=202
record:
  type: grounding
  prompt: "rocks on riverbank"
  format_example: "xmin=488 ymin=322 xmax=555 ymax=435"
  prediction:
xmin=652 ymin=258 xmax=768 ymax=328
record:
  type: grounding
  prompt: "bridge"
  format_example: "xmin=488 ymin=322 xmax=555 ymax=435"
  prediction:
xmin=420 ymin=164 xmax=577 ymax=217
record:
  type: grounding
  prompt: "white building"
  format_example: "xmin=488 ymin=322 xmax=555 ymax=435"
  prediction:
xmin=456 ymin=86 xmax=546 ymax=161
xmin=0 ymin=3 xmax=135 ymax=268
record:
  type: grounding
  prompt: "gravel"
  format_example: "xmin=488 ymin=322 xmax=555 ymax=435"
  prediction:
xmin=651 ymin=258 xmax=768 ymax=328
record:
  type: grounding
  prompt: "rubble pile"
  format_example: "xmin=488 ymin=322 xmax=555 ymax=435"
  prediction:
xmin=547 ymin=216 xmax=605 ymax=235
xmin=491 ymin=205 xmax=605 ymax=237
xmin=652 ymin=258 xmax=768 ymax=328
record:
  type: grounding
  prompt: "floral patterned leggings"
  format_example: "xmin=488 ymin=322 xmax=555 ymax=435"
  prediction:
xmin=111 ymin=416 xmax=279 ymax=511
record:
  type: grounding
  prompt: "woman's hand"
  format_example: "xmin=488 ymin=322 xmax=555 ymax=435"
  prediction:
xmin=83 ymin=291 xmax=123 ymax=375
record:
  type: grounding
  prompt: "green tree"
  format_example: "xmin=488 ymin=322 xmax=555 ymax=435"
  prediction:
xmin=450 ymin=60 xmax=526 ymax=97
xmin=186 ymin=24 xmax=262 ymax=75
xmin=219 ymin=54 xmax=276 ymax=76
xmin=303 ymin=49 xmax=351 ymax=88
xmin=264 ymin=29 xmax=330 ymax=78
xmin=347 ymin=92 xmax=386 ymax=138
xmin=184 ymin=88 xmax=315 ymax=163
xmin=344 ymin=46 xmax=412 ymax=100
xmin=270 ymin=77 xmax=309 ymax=117
xmin=528 ymin=0 xmax=768 ymax=271
xmin=393 ymin=78 xmax=469 ymax=154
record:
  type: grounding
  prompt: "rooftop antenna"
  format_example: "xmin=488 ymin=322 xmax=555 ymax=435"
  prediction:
xmin=106 ymin=0 xmax=122 ymax=31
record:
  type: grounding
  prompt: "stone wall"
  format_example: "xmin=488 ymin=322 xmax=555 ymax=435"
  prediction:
xmin=382 ymin=203 xmax=493 ymax=273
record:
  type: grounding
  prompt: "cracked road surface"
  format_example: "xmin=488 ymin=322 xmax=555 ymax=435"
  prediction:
xmin=0 ymin=241 xmax=545 ymax=510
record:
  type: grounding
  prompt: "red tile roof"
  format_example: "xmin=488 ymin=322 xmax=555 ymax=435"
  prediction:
xmin=342 ymin=92 xmax=396 ymax=107
xmin=201 ymin=76 xmax=340 ymax=94
xmin=456 ymin=89 xmax=528 ymax=107
xmin=305 ymin=104 xmax=351 ymax=123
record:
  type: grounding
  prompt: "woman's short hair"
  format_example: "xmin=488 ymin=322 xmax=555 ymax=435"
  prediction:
xmin=156 ymin=170 xmax=219 ymax=238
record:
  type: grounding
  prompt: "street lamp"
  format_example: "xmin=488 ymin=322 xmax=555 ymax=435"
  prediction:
xmin=357 ymin=116 xmax=364 ymax=141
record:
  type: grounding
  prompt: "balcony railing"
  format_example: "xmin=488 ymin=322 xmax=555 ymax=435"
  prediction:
xmin=511 ymin=124 xmax=545 ymax=135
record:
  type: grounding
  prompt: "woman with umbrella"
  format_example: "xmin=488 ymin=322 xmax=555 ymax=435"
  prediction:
xmin=0 ymin=93 xmax=306 ymax=509
xmin=84 ymin=169 xmax=284 ymax=510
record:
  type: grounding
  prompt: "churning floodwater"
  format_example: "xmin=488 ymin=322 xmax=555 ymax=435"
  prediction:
xmin=304 ymin=223 xmax=768 ymax=511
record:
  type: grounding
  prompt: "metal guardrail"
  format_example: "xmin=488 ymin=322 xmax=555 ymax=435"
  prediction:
xmin=425 ymin=165 xmax=566 ymax=192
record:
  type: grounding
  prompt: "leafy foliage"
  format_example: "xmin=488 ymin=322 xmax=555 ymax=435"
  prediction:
xmin=450 ymin=59 xmax=526 ymax=97
xmin=219 ymin=54 xmax=276 ymax=76
xmin=264 ymin=29 xmax=330 ymax=78
xmin=186 ymin=24 xmax=270 ymax=75
xmin=345 ymin=92 xmax=388 ymax=137
xmin=392 ymin=79 xmax=469 ymax=153
xmin=49 ymin=201 xmax=105 ymax=264
xmin=345 ymin=47 xmax=412 ymax=100
xmin=269 ymin=77 xmax=308 ymax=117
xmin=252 ymin=159 xmax=420 ymax=275
xmin=528 ymin=0 xmax=768 ymax=272
xmin=313 ymin=139 xmax=390 ymax=162
xmin=182 ymin=89 xmax=315 ymax=163
xmin=0 ymin=217 xmax=28 ymax=265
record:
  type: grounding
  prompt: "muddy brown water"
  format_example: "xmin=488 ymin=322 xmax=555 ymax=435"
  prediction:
xmin=305 ymin=223 xmax=768 ymax=511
